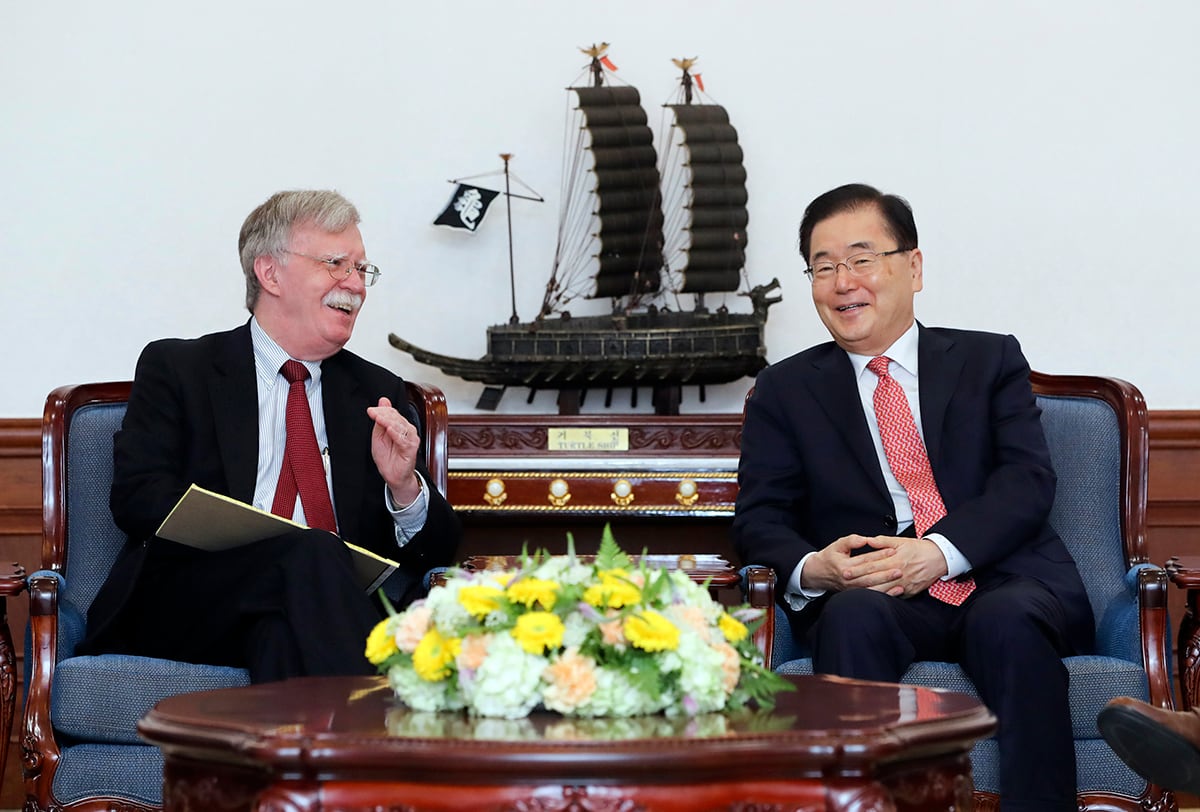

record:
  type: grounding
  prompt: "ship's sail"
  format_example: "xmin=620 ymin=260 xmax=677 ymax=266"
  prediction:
xmin=660 ymin=102 xmax=748 ymax=294
xmin=541 ymin=76 xmax=665 ymax=317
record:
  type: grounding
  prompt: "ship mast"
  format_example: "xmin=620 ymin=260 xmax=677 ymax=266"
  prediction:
xmin=585 ymin=42 xmax=607 ymax=87
xmin=501 ymin=153 xmax=518 ymax=324
xmin=676 ymin=57 xmax=695 ymax=105
xmin=672 ymin=57 xmax=705 ymax=312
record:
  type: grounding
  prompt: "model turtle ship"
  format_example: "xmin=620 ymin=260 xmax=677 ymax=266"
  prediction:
xmin=390 ymin=46 xmax=781 ymax=413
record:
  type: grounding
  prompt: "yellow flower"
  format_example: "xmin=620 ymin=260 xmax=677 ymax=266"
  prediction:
xmin=624 ymin=610 xmax=680 ymax=652
xmin=718 ymin=612 xmax=749 ymax=644
xmin=507 ymin=577 xmax=560 ymax=610
xmin=583 ymin=570 xmax=641 ymax=609
xmin=512 ymin=611 xmax=566 ymax=655
xmin=458 ymin=585 xmax=506 ymax=618
xmin=412 ymin=628 xmax=461 ymax=681
xmin=364 ymin=618 xmax=398 ymax=665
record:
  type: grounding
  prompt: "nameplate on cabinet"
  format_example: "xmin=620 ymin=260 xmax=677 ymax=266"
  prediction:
xmin=547 ymin=427 xmax=629 ymax=452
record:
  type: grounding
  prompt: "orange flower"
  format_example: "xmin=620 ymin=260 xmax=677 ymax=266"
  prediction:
xmin=457 ymin=633 xmax=491 ymax=671
xmin=394 ymin=605 xmax=432 ymax=654
xmin=599 ymin=609 xmax=626 ymax=646
xmin=543 ymin=648 xmax=598 ymax=712
xmin=716 ymin=642 xmax=740 ymax=692
xmin=669 ymin=604 xmax=710 ymax=637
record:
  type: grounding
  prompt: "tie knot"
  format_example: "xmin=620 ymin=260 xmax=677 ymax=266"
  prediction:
xmin=280 ymin=360 xmax=310 ymax=385
xmin=867 ymin=356 xmax=891 ymax=378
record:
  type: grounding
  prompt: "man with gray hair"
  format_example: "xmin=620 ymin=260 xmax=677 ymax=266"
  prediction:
xmin=79 ymin=190 xmax=462 ymax=682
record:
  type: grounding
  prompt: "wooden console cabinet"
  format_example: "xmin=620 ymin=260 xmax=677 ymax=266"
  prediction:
xmin=445 ymin=413 xmax=744 ymax=561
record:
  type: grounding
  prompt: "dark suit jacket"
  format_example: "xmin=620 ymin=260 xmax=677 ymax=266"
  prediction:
xmin=732 ymin=324 xmax=1094 ymax=652
xmin=83 ymin=322 xmax=462 ymax=650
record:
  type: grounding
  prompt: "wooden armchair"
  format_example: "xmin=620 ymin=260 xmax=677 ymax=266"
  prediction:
xmin=24 ymin=379 xmax=448 ymax=811
xmin=742 ymin=372 xmax=1175 ymax=812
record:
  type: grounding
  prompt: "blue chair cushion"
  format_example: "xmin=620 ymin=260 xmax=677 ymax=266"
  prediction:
xmin=53 ymin=743 xmax=165 ymax=806
xmin=52 ymin=654 xmax=249 ymax=744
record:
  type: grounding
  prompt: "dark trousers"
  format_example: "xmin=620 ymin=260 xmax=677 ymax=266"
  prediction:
xmin=125 ymin=529 xmax=381 ymax=683
xmin=811 ymin=577 xmax=1077 ymax=812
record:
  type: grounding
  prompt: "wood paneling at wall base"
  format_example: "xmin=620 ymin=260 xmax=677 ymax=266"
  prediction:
xmin=0 ymin=420 xmax=39 ymax=543
xmin=0 ymin=419 xmax=38 ymax=809
xmin=0 ymin=410 xmax=1196 ymax=808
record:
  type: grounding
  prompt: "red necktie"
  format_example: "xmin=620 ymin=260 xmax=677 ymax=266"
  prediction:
xmin=271 ymin=360 xmax=338 ymax=533
xmin=867 ymin=356 xmax=974 ymax=606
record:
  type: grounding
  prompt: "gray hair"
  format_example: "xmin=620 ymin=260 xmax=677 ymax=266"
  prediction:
xmin=238 ymin=189 xmax=361 ymax=312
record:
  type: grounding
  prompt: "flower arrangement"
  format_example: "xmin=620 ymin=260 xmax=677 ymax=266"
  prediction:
xmin=365 ymin=527 xmax=792 ymax=719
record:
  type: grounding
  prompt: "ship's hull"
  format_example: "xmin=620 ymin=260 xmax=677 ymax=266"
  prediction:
xmin=389 ymin=308 xmax=768 ymax=390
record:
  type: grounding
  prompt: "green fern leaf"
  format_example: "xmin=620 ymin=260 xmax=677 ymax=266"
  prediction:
xmin=594 ymin=523 xmax=631 ymax=569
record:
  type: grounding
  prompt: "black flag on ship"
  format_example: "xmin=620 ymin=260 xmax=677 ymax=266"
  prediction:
xmin=433 ymin=184 xmax=499 ymax=232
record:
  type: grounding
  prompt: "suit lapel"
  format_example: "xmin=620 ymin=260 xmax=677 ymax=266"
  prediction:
xmin=916 ymin=325 xmax=964 ymax=469
xmin=804 ymin=345 xmax=892 ymax=504
xmin=209 ymin=323 xmax=259 ymax=503
xmin=321 ymin=353 xmax=370 ymax=541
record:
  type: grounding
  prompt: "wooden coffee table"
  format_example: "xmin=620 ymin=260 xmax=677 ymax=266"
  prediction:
xmin=138 ymin=673 xmax=995 ymax=812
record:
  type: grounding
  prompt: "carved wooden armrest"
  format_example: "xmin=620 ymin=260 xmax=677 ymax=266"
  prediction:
xmin=1137 ymin=566 xmax=1174 ymax=710
xmin=23 ymin=572 xmax=63 ymax=805
xmin=741 ymin=564 xmax=776 ymax=668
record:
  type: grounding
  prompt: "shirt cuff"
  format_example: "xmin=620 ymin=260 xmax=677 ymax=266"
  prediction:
xmin=924 ymin=532 xmax=972 ymax=580
xmin=384 ymin=474 xmax=430 ymax=546
xmin=784 ymin=551 xmax=827 ymax=611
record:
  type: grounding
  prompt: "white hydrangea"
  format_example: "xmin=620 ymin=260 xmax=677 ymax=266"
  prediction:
xmin=580 ymin=667 xmax=665 ymax=717
xmin=532 ymin=557 xmax=594 ymax=588
xmin=388 ymin=664 xmax=464 ymax=712
xmin=463 ymin=634 xmax=546 ymax=718
xmin=423 ymin=578 xmax=473 ymax=632
xmin=561 ymin=610 xmax=592 ymax=649
xmin=667 ymin=571 xmax=723 ymax=624
xmin=673 ymin=628 xmax=729 ymax=714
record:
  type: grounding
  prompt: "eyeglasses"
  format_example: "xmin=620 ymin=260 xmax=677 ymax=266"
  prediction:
xmin=804 ymin=249 xmax=909 ymax=284
xmin=284 ymin=250 xmax=381 ymax=287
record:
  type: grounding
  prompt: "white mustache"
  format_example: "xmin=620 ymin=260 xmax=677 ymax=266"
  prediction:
xmin=323 ymin=290 xmax=363 ymax=313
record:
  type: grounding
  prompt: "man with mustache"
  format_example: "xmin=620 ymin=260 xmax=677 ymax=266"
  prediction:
xmin=79 ymin=190 xmax=462 ymax=682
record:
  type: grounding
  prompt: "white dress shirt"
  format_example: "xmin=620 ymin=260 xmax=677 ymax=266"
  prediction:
xmin=785 ymin=321 xmax=972 ymax=609
xmin=249 ymin=317 xmax=429 ymax=547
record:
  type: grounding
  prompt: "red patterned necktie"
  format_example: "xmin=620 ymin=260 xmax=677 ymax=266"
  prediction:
xmin=270 ymin=360 xmax=338 ymax=533
xmin=867 ymin=356 xmax=974 ymax=606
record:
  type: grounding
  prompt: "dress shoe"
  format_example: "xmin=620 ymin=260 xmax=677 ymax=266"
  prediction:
xmin=1097 ymin=696 xmax=1200 ymax=793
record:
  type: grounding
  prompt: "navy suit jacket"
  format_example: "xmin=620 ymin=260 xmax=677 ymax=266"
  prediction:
xmin=732 ymin=324 xmax=1093 ymax=651
xmin=83 ymin=322 xmax=462 ymax=649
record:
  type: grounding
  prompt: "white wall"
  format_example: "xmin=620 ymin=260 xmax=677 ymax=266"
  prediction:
xmin=3 ymin=0 xmax=1197 ymax=417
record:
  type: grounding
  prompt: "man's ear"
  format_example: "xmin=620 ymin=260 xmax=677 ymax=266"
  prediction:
xmin=908 ymin=248 xmax=924 ymax=293
xmin=255 ymin=254 xmax=282 ymax=297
